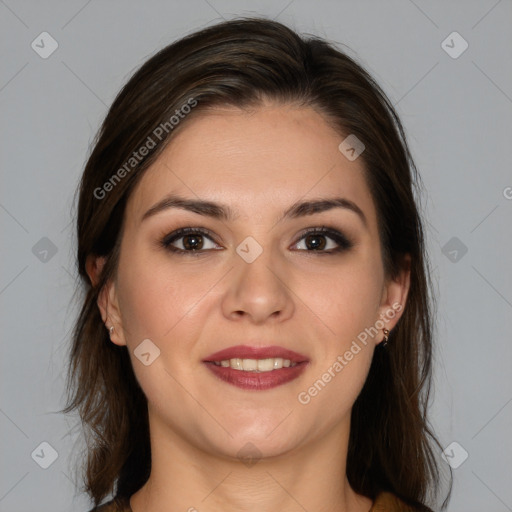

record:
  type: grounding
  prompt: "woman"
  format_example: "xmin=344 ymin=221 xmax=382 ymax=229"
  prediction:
xmin=63 ymin=17 xmax=451 ymax=512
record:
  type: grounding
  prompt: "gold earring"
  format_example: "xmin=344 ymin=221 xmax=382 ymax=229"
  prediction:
xmin=382 ymin=328 xmax=389 ymax=347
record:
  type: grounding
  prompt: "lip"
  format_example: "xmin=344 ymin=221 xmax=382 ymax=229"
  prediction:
xmin=204 ymin=362 xmax=309 ymax=390
xmin=203 ymin=344 xmax=309 ymax=363
xmin=202 ymin=344 xmax=310 ymax=391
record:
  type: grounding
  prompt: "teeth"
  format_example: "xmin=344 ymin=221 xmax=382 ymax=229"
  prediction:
xmin=212 ymin=357 xmax=298 ymax=372
xmin=230 ymin=358 xmax=243 ymax=370
xmin=242 ymin=359 xmax=258 ymax=371
xmin=258 ymin=358 xmax=274 ymax=371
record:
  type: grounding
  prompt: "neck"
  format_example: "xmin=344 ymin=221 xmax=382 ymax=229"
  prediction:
xmin=129 ymin=412 xmax=372 ymax=512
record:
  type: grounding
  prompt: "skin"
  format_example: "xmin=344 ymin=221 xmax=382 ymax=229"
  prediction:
xmin=87 ymin=103 xmax=410 ymax=512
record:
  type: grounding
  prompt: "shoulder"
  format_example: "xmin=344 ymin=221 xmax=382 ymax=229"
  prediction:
xmin=370 ymin=491 xmax=433 ymax=512
xmin=87 ymin=496 xmax=131 ymax=512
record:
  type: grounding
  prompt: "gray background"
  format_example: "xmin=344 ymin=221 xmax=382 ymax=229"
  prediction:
xmin=1 ymin=1 xmax=511 ymax=511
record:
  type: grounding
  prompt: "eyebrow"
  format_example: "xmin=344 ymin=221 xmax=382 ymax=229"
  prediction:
xmin=141 ymin=193 xmax=367 ymax=227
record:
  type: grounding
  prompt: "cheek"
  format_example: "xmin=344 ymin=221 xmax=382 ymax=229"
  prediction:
xmin=302 ymin=255 xmax=383 ymax=341
xmin=116 ymin=251 xmax=226 ymax=377
xmin=296 ymin=333 xmax=374 ymax=433
xmin=115 ymin=261 xmax=212 ymax=391
xmin=116 ymin=252 xmax=188 ymax=342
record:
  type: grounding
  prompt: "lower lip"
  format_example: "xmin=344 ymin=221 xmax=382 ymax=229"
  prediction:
xmin=203 ymin=362 xmax=309 ymax=390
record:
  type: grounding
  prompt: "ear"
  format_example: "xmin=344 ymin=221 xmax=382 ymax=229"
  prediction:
xmin=85 ymin=254 xmax=127 ymax=347
xmin=376 ymin=254 xmax=411 ymax=344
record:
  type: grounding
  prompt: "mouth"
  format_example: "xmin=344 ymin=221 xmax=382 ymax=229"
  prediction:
xmin=202 ymin=345 xmax=310 ymax=390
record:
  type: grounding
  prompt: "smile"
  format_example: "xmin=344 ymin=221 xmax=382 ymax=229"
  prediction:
xmin=211 ymin=357 xmax=298 ymax=372
xmin=202 ymin=345 xmax=309 ymax=390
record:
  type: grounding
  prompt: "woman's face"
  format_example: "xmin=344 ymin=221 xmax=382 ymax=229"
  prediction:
xmin=96 ymin=103 xmax=409 ymax=460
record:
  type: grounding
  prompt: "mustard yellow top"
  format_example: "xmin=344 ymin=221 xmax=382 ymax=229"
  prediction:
xmin=89 ymin=491 xmax=423 ymax=511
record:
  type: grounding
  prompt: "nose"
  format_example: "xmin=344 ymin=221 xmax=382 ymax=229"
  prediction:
xmin=221 ymin=246 xmax=295 ymax=325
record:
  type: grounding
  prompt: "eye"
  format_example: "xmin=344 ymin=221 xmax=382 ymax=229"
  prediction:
xmin=292 ymin=227 xmax=353 ymax=253
xmin=160 ymin=227 xmax=222 ymax=255
xmin=159 ymin=225 xmax=353 ymax=256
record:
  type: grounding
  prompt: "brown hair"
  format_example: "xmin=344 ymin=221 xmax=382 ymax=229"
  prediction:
xmin=62 ymin=16 xmax=452 ymax=510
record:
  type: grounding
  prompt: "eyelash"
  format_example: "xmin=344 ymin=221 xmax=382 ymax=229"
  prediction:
xmin=159 ymin=226 xmax=353 ymax=256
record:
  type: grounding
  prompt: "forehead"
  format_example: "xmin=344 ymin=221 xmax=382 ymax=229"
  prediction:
xmin=126 ymin=104 xmax=377 ymax=228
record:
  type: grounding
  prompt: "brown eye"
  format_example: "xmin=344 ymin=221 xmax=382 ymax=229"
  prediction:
xmin=181 ymin=233 xmax=204 ymax=250
xmin=304 ymin=233 xmax=327 ymax=250
xmin=292 ymin=227 xmax=353 ymax=253
xmin=161 ymin=227 xmax=221 ymax=254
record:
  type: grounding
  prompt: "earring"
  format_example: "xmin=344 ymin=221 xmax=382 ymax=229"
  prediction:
xmin=108 ymin=325 xmax=114 ymax=337
xmin=382 ymin=328 xmax=390 ymax=347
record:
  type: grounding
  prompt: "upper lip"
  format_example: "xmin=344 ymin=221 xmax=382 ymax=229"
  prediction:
xmin=203 ymin=345 xmax=309 ymax=363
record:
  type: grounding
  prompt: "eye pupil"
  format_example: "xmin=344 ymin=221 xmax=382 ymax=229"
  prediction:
xmin=183 ymin=234 xmax=203 ymax=250
xmin=305 ymin=234 xmax=326 ymax=250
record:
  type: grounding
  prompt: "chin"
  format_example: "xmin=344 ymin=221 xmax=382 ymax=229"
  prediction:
xmin=207 ymin=420 xmax=303 ymax=461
